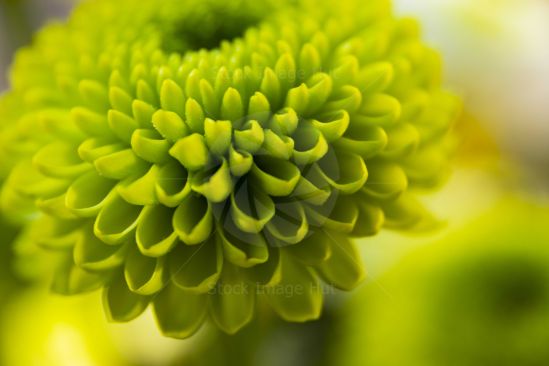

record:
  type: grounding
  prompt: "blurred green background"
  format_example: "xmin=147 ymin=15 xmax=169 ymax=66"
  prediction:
xmin=1 ymin=0 xmax=548 ymax=365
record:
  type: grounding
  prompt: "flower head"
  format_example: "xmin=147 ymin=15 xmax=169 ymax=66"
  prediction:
xmin=0 ymin=0 xmax=459 ymax=337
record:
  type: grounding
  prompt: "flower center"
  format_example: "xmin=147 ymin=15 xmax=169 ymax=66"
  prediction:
xmin=161 ymin=0 xmax=271 ymax=53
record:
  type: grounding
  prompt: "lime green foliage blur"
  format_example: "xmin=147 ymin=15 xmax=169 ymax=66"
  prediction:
xmin=0 ymin=0 xmax=458 ymax=339
xmin=335 ymin=198 xmax=549 ymax=366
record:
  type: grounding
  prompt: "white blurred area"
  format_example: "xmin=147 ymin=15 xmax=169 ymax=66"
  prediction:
xmin=394 ymin=0 xmax=549 ymax=170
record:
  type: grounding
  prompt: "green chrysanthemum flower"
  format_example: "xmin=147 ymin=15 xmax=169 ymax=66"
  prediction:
xmin=0 ymin=0 xmax=459 ymax=337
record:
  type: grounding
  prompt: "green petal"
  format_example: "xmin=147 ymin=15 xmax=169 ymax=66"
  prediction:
xmin=160 ymin=79 xmax=185 ymax=117
xmin=270 ymin=108 xmax=298 ymax=136
xmin=305 ymin=73 xmax=333 ymax=115
xmin=52 ymin=254 xmax=109 ymax=295
xmin=400 ymin=89 xmax=430 ymax=121
xmin=275 ymin=53 xmax=297 ymax=93
xmin=94 ymin=149 xmax=148 ymax=180
xmin=292 ymin=123 xmax=328 ymax=165
xmin=65 ymin=170 xmax=117 ymax=217
xmin=204 ymin=118 xmax=232 ymax=156
xmin=173 ymin=194 xmax=212 ymax=245
xmin=357 ymin=62 xmax=394 ymax=94
xmin=264 ymin=254 xmax=322 ymax=322
xmin=169 ymin=133 xmax=210 ymax=171
xmin=131 ymin=129 xmax=171 ymax=164
xmin=153 ymin=283 xmax=207 ymax=339
xmin=380 ymin=123 xmax=420 ymax=159
xmin=285 ymin=231 xmax=332 ymax=265
xmin=108 ymin=109 xmax=139 ymax=143
xmin=322 ymin=85 xmax=362 ymax=113
xmin=78 ymin=79 xmax=109 ymax=112
xmin=382 ymin=193 xmax=432 ymax=230
xmin=191 ymin=159 xmax=233 ymax=203
xmin=356 ymin=94 xmax=401 ymax=127
xmin=363 ymin=164 xmax=408 ymax=200
xmin=155 ymin=161 xmax=192 ymax=207
xmin=94 ymin=194 xmax=142 ymax=245
xmin=103 ymin=272 xmax=150 ymax=322
xmin=210 ymin=264 xmax=255 ymax=334
xmin=331 ymin=56 xmax=359 ymax=87
xmin=33 ymin=143 xmax=91 ymax=178
xmin=109 ymin=86 xmax=133 ymax=115
xmin=78 ymin=138 xmax=124 ymax=164
xmin=251 ymin=156 xmax=300 ymax=197
xmin=403 ymin=145 xmax=448 ymax=187
xmin=248 ymin=92 xmax=271 ymax=125
xmin=310 ymin=110 xmax=350 ymax=142
xmin=219 ymin=217 xmax=269 ymax=268
xmin=200 ymin=79 xmax=219 ymax=117
xmin=33 ymin=215 xmax=82 ymax=250
xmin=333 ymin=124 xmax=388 ymax=158
xmin=315 ymin=150 xmax=368 ymax=194
xmin=244 ymin=247 xmax=282 ymax=286
xmin=137 ymin=80 xmax=158 ymax=106
xmin=229 ymin=146 xmax=253 ymax=177
xmin=306 ymin=195 xmax=359 ymax=233
xmin=184 ymin=97 xmax=205 ymax=134
xmin=0 ymin=182 xmax=37 ymax=221
xmin=310 ymin=32 xmax=330 ymax=60
xmin=214 ymin=67 xmax=231 ymax=101
xmin=299 ymin=44 xmax=322 ymax=82
xmin=110 ymin=70 xmax=129 ymax=91
xmin=291 ymin=167 xmax=332 ymax=206
xmin=132 ymin=99 xmax=156 ymax=128
xmin=316 ymin=231 xmax=365 ymax=290
xmin=10 ymin=162 xmax=69 ymax=199
xmin=152 ymin=110 xmax=189 ymax=142
xmin=261 ymin=129 xmax=295 ymax=160
xmin=185 ymin=69 xmax=202 ymax=103
xmin=351 ymin=201 xmax=384 ymax=237
xmin=136 ymin=205 xmax=178 ymax=257
xmin=260 ymin=67 xmax=281 ymax=110
xmin=285 ymin=84 xmax=309 ymax=116
xmin=221 ymin=87 xmax=244 ymax=125
xmin=230 ymin=179 xmax=274 ymax=233
xmin=117 ymin=165 xmax=159 ymax=205
xmin=36 ymin=193 xmax=78 ymax=219
xmin=71 ymin=107 xmax=111 ymax=137
xmin=234 ymin=120 xmax=265 ymax=154
xmin=169 ymin=238 xmax=222 ymax=293
xmin=40 ymin=108 xmax=85 ymax=140
xmin=74 ymin=227 xmax=127 ymax=272
xmin=265 ymin=201 xmax=309 ymax=245
xmin=124 ymin=245 xmax=168 ymax=295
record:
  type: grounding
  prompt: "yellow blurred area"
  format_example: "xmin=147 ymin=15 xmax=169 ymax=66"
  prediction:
xmin=0 ymin=291 xmax=123 ymax=366
xmin=0 ymin=288 xmax=204 ymax=366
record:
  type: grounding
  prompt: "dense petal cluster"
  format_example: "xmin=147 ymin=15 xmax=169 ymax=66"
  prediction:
xmin=0 ymin=0 xmax=459 ymax=337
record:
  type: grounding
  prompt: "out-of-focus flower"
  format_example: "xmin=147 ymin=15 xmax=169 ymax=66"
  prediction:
xmin=334 ymin=197 xmax=549 ymax=366
xmin=0 ymin=0 xmax=458 ymax=337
